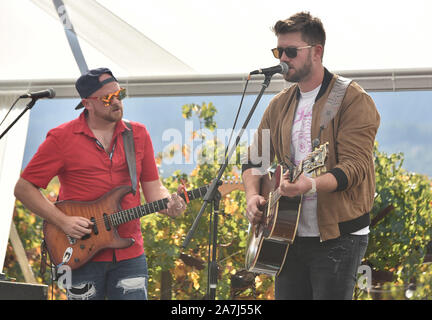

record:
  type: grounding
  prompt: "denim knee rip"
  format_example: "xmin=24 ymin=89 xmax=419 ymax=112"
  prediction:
xmin=116 ymin=276 xmax=148 ymax=297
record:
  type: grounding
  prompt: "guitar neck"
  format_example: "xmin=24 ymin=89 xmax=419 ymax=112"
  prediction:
xmin=270 ymin=162 xmax=304 ymax=206
xmin=269 ymin=143 xmax=327 ymax=205
xmin=291 ymin=161 xmax=304 ymax=182
xmin=109 ymin=185 xmax=209 ymax=227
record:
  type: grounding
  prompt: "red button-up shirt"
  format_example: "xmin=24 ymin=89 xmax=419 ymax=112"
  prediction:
xmin=22 ymin=111 xmax=159 ymax=262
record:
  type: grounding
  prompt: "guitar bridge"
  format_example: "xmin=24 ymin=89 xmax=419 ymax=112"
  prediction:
xmin=66 ymin=235 xmax=76 ymax=245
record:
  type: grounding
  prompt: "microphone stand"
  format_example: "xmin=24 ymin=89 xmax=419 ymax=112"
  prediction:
xmin=207 ymin=187 xmax=221 ymax=299
xmin=0 ymin=98 xmax=36 ymax=140
xmin=182 ymin=74 xmax=273 ymax=300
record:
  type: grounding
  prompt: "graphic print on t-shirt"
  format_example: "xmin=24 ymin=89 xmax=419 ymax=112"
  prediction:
xmin=291 ymin=85 xmax=321 ymax=236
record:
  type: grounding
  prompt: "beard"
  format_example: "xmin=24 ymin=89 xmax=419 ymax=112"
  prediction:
xmin=284 ymin=51 xmax=313 ymax=83
xmin=95 ymin=104 xmax=123 ymax=123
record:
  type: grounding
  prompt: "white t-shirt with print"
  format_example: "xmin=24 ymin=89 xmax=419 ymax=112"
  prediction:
xmin=291 ymin=85 xmax=321 ymax=236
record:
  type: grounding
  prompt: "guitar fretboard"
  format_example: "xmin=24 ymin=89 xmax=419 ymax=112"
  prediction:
xmin=268 ymin=160 xmax=305 ymax=208
xmin=108 ymin=185 xmax=209 ymax=227
xmin=291 ymin=161 xmax=303 ymax=183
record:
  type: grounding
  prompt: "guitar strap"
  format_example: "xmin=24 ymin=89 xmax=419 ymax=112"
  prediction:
xmin=122 ymin=119 xmax=137 ymax=195
xmin=312 ymin=75 xmax=352 ymax=150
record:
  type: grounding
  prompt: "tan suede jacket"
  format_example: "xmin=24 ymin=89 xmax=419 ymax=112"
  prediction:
xmin=244 ymin=68 xmax=381 ymax=241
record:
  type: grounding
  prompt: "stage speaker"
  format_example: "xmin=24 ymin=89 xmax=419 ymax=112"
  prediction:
xmin=0 ymin=280 xmax=48 ymax=300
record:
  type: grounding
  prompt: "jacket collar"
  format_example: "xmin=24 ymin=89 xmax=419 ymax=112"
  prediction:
xmin=295 ymin=67 xmax=334 ymax=102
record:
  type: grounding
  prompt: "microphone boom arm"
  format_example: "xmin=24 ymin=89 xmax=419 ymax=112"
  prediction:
xmin=0 ymin=98 xmax=37 ymax=140
xmin=182 ymin=74 xmax=273 ymax=249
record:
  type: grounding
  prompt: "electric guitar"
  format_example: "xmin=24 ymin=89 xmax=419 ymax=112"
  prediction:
xmin=245 ymin=143 xmax=328 ymax=276
xmin=44 ymin=179 xmax=243 ymax=270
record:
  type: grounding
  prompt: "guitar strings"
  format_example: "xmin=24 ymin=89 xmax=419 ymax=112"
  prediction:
xmin=67 ymin=179 xmax=242 ymax=235
xmin=70 ymin=185 xmax=210 ymax=229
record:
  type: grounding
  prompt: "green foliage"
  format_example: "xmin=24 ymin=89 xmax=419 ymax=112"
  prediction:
xmin=410 ymin=264 xmax=432 ymax=299
xmin=4 ymin=179 xmax=67 ymax=299
xmin=144 ymin=102 xmax=272 ymax=299
xmin=182 ymin=102 xmax=217 ymax=131
xmin=368 ymin=144 xmax=432 ymax=278
xmin=359 ymin=143 xmax=432 ymax=299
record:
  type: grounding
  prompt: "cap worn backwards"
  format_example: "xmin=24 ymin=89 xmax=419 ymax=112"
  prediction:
xmin=75 ymin=67 xmax=118 ymax=110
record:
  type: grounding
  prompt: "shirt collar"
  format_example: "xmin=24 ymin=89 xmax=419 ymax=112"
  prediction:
xmin=73 ymin=111 xmax=130 ymax=138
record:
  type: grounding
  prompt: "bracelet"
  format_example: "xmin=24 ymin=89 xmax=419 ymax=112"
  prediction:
xmin=305 ymin=178 xmax=316 ymax=195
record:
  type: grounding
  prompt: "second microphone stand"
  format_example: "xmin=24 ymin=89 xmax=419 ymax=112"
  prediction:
xmin=182 ymin=74 xmax=273 ymax=300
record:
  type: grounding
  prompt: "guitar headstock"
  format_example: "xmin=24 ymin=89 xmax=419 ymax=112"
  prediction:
xmin=303 ymin=142 xmax=328 ymax=177
xmin=219 ymin=177 xmax=245 ymax=197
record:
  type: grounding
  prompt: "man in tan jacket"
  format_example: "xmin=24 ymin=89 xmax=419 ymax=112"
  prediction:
xmin=242 ymin=12 xmax=380 ymax=299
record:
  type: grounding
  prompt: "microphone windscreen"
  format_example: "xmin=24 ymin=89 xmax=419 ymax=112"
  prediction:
xmin=279 ymin=62 xmax=289 ymax=75
xmin=48 ymin=88 xmax=56 ymax=98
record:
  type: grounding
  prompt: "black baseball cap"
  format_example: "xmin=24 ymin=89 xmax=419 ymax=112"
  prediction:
xmin=75 ymin=67 xmax=118 ymax=110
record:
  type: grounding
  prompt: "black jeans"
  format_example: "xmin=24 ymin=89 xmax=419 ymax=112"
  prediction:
xmin=275 ymin=234 xmax=368 ymax=300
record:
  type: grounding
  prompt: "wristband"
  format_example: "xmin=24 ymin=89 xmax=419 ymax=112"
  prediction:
xmin=305 ymin=178 xmax=316 ymax=195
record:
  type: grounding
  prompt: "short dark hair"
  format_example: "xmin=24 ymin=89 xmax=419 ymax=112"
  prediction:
xmin=272 ymin=12 xmax=326 ymax=49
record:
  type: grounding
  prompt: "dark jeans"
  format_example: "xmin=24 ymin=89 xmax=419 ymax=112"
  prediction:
xmin=64 ymin=253 xmax=148 ymax=300
xmin=275 ymin=234 xmax=368 ymax=300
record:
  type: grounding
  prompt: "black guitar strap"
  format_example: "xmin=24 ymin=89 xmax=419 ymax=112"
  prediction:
xmin=122 ymin=119 xmax=137 ymax=195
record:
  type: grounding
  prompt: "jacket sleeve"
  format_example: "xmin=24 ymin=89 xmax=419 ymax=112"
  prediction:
xmin=328 ymin=84 xmax=380 ymax=191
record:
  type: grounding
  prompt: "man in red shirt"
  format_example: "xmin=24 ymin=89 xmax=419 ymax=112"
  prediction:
xmin=14 ymin=67 xmax=186 ymax=300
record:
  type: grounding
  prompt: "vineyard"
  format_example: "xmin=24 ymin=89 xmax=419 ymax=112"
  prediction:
xmin=3 ymin=102 xmax=432 ymax=300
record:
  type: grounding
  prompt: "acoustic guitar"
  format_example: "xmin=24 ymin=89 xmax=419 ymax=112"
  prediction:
xmin=44 ymin=179 xmax=243 ymax=270
xmin=245 ymin=143 xmax=328 ymax=276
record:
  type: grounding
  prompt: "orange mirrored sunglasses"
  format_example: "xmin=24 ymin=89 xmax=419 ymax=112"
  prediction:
xmin=86 ymin=88 xmax=126 ymax=107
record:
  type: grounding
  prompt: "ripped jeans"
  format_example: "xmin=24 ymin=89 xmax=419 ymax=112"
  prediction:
xmin=275 ymin=234 xmax=368 ymax=300
xmin=65 ymin=253 xmax=148 ymax=300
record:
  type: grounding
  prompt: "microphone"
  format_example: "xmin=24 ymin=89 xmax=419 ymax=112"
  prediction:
xmin=20 ymin=88 xmax=56 ymax=99
xmin=249 ymin=62 xmax=289 ymax=76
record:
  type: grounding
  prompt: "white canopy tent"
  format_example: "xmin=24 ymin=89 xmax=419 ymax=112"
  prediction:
xmin=1 ymin=0 xmax=432 ymax=272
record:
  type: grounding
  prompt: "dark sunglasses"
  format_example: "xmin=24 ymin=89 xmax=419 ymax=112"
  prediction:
xmin=271 ymin=45 xmax=313 ymax=59
xmin=86 ymin=88 xmax=127 ymax=107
